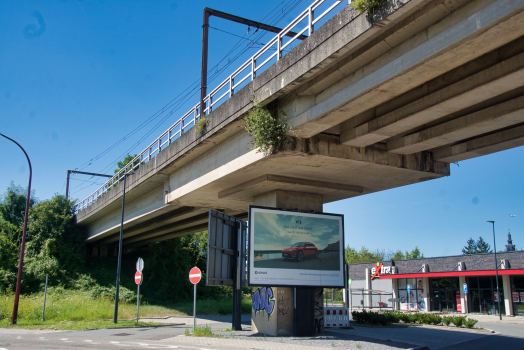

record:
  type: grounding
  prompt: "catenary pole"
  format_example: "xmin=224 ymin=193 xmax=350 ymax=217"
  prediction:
xmin=1 ymin=133 xmax=32 ymax=325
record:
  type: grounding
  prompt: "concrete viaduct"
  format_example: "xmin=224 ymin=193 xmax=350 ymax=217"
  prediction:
xmin=76 ymin=0 xmax=524 ymax=255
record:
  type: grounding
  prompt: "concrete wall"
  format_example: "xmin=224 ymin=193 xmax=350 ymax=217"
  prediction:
xmin=168 ymin=130 xmax=255 ymax=201
xmin=86 ymin=184 xmax=166 ymax=239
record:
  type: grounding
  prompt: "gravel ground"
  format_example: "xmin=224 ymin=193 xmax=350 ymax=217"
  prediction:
xmin=213 ymin=329 xmax=418 ymax=349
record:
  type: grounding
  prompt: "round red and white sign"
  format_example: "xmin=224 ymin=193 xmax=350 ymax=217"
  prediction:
xmin=189 ymin=267 xmax=201 ymax=285
xmin=135 ymin=271 xmax=142 ymax=285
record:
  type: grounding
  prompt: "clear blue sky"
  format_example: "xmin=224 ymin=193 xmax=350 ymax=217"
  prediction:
xmin=1 ymin=0 xmax=522 ymax=257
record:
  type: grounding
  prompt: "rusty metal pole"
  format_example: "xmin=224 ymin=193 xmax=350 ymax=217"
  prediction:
xmin=200 ymin=8 xmax=210 ymax=118
xmin=1 ymin=133 xmax=32 ymax=325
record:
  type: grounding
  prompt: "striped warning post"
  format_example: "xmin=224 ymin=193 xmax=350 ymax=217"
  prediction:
xmin=324 ymin=306 xmax=350 ymax=327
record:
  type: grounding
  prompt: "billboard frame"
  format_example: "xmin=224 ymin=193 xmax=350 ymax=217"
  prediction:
xmin=247 ymin=205 xmax=345 ymax=288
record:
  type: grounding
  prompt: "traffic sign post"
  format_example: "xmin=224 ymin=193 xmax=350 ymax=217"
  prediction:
xmin=407 ymin=284 xmax=411 ymax=312
xmin=135 ymin=258 xmax=144 ymax=324
xmin=189 ymin=267 xmax=202 ymax=332
xmin=463 ymin=283 xmax=468 ymax=314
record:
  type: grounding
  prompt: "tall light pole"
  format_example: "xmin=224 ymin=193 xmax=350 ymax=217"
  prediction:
xmin=113 ymin=170 xmax=134 ymax=323
xmin=0 ymin=133 xmax=32 ymax=325
xmin=487 ymin=220 xmax=502 ymax=320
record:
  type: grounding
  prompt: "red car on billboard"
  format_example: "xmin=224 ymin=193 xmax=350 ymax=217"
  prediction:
xmin=282 ymin=242 xmax=319 ymax=262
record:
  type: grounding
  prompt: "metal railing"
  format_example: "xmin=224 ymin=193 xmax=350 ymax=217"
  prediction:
xmin=74 ymin=0 xmax=347 ymax=213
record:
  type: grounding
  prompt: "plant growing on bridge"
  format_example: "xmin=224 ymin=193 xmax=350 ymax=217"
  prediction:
xmin=243 ymin=103 xmax=295 ymax=154
xmin=351 ymin=0 xmax=384 ymax=15
xmin=195 ymin=116 xmax=208 ymax=134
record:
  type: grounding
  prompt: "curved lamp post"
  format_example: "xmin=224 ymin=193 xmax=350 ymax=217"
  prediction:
xmin=113 ymin=169 xmax=134 ymax=323
xmin=487 ymin=220 xmax=502 ymax=320
xmin=0 ymin=133 xmax=32 ymax=325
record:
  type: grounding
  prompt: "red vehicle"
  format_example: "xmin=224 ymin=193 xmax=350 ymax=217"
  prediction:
xmin=282 ymin=242 xmax=319 ymax=262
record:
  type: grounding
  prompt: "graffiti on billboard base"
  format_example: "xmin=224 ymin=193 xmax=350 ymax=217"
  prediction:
xmin=252 ymin=287 xmax=275 ymax=320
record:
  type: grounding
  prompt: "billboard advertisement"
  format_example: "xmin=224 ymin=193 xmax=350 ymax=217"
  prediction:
xmin=248 ymin=206 xmax=344 ymax=287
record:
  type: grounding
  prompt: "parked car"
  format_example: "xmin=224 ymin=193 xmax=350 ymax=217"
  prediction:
xmin=282 ymin=242 xmax=319 ymax=262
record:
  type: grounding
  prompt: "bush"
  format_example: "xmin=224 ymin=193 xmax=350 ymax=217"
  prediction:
xmin=243 ymin=103 xmax=294 ymax=154
xmin=426 ymin=314 xmax=443 ymax=325
xmin=443 ymin=316 xmax=452 ymax=326
xmin=450 ymin=316 xmax=466 ymax=327
xmin=90 ymin=285 xmax=136 ymax=304
xmin=464 ymin=318 xmax=478 ymax=328
xmin=351 ymin=0 xmax=384 ymax=14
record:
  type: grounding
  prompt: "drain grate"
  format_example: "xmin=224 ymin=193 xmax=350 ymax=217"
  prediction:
xmin=111 ymin=333 xmax=133 ymax=336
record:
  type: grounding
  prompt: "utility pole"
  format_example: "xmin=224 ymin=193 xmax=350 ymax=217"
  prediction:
xmin=200 ymin=8 xmax=308 ymax=118
xmin=66 ymin=170 xmax=113 ymax=200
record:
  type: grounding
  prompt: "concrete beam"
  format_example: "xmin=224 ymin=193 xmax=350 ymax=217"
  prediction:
xmin=286 ymin=134 xmax=450 ymax=176
xmin=387 ymin=95 xmax=524 ymax=154
xmin=218 ymin=174 xmax=363 ymax=199
xmin=341 ymin=51 xmax=524 ymax=147
xmin=115 ymin=212 xmax=210 ymax=245
xmin=432 ymin=124 xmax=524 ymax=162
xmin=298 ymin=0 xmax=524 ymax=138
xmin=95 ymin=209 xmax=209 ymax=245
xmin=126 ymin=223 xmax=209 ymax=248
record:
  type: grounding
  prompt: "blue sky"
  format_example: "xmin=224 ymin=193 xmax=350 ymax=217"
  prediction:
xmin=1 ymin=0 xmax=522 ymax=257
xmin=253 ymin=211 xmax=341 ymax=250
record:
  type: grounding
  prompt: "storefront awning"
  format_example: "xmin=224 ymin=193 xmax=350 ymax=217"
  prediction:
xmin=378 ymin=269 xmax=524 ymax=279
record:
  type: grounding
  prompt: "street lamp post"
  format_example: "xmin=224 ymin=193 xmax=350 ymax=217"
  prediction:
xmin=0 ymin=133 xmax=32 ymax=325
xmin=113 ymin=170 xmax=134 ymax=323
xmin=487 ymin=220 xmax=502 ymax=321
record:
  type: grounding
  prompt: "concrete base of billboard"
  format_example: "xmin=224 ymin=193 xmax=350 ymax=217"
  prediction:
xmin=251 ymin=190 xmax=324 ymax=337
xmin=252 ymin=287 xmax=294 ymax=336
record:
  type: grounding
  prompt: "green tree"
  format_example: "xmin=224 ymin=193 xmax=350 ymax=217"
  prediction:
xmin=462 ymin=238 xmax=477 ymax=254
xmin=462 ymin=237 xmax=491 ymax=255
xmin=345 ymin=246 xmax=385 ymax=264
xmin=391 ymin=250 xmax=405 ymax=260
xmin=114 ymin=154 xmax=138 ymax=174
xmin=475 ymin=237 xmax=491 ymax=253
xmin=21 ymin=194 xmax=85 ymax=291
xmin=405 ymin=247 xmax=424 ymax=259
xmin=0 ymin=182 xmax=37 ymax=231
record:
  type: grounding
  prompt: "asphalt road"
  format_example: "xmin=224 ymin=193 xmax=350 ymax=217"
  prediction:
xmin=254 ymin=252 xmax=340 ymax=270
xmin=0 ymin=316 xmax=250 ymax=350
xmin=439 ymin=320 xmax=524 ymax=350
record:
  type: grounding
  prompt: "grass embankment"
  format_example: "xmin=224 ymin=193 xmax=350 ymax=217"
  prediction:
xmin=0 ymin=290 xmax=252 ymax=330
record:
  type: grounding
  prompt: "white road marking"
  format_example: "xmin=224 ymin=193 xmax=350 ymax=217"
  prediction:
xmin=16 ymin=336 xmax=22 ymax=339
xmin=60 ymin=338 xmax=68 ymax=340
xmin=0 ymin=348 xmax=9 ymax=350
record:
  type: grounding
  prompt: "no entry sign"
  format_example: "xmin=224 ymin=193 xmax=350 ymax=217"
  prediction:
xmin=189 ymin=267 xmax=201 ymax=284
xmin=135 ymin=271 xmax=143 ymax=285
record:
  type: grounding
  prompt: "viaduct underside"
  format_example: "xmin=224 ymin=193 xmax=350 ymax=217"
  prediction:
xmin=75 ymin=0 xmax=524 ymax=254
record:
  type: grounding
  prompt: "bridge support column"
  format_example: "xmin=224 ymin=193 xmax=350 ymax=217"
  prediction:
xmin=251 ymin=190 xmax=324 ymax=337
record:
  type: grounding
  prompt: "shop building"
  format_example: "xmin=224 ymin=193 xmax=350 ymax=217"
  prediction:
xmin=346 ymin=249 xmax=524 ymax=316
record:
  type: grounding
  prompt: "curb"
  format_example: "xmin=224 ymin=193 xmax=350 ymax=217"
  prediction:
xmin=83 ymin=323 xmax=184 ymax=331
xmin=350 ymin=324 xmax=409 ymax=328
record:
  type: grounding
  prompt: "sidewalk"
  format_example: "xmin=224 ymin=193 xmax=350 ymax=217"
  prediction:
xmin=467 ymin=314 xmax=524 ymax=325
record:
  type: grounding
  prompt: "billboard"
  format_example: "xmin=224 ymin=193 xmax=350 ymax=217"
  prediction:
xmin=248 ymin=206 xmax=344 ymax=287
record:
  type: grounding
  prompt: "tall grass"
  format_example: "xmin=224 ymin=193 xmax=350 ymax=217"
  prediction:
xmin=0 ymin=289 xmax=252 ymax=329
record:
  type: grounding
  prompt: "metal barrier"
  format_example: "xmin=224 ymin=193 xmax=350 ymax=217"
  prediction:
xmin=324 ymin=306 xmax=350 ymax=327
xmin=349 ymin=289 xmax=394 ymax=311
xmin=74 ymin=0 xmax=348 ymax=214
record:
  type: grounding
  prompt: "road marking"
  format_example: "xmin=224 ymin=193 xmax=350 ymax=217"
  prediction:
xmin=60 ymin=338 xmax=68 ymax=340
